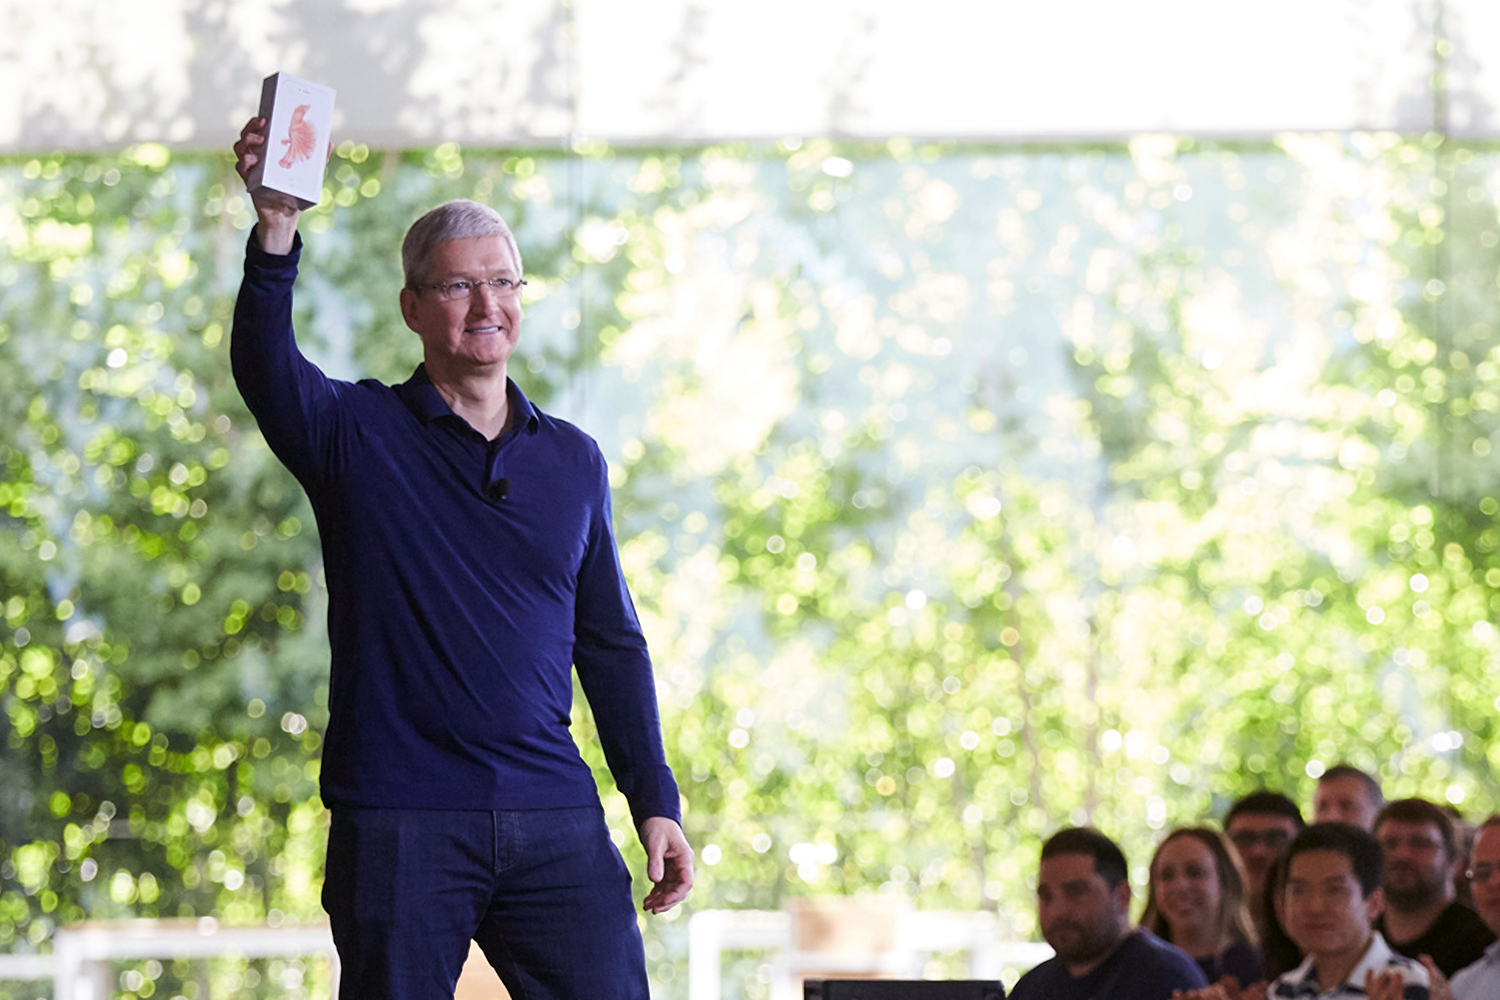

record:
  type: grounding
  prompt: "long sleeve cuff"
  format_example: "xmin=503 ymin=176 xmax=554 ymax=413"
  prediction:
xmin=627 ymin=765 xmax=683 ymax=830
xmin=245 ymin=226 xmax=303 ymax=274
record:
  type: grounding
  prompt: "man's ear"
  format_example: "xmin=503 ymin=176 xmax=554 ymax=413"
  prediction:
xmin=1364 ymin=886 xmax=1385 ymax=926
xmin=399 ymin=287 xmax=421 ymax=333
xmin=1113 ymin=878 xmax=1132 ymax=918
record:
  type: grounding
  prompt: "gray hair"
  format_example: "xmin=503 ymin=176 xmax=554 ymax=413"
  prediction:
xmin=401 ymin=199 xmax=522 ymax=288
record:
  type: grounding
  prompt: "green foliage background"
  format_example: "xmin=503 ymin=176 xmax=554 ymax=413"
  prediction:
xmin=0 ymin=133 xmax=1498 ymax=998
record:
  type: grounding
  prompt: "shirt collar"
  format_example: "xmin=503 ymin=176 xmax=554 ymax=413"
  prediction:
xmin=1346 ymin=932 xmax=1397 ymax=988
xmin=394 ymin=364 xmax=540 ymax=434
xmin=1287 ymin=931 xmax=1397 ymax=993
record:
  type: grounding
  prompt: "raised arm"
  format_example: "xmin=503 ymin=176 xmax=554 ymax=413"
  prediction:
xmin=233 ymin=117 xmax=302 ymax=254
xmin=229 ymin=117 xmax=340 ymax=485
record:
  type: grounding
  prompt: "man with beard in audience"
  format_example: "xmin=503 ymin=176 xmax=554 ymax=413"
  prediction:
xmin=1010 ymin=827 xmax=1207 ymax=1000
xmin=1375 ymin=799 xmax=1495 ymax=977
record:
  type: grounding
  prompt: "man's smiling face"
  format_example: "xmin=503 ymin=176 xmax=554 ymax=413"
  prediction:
xmin=1284 ymin=848 xmax=1382 ymax=962
xmin=400 ymin=236 xmax=523 ymax=374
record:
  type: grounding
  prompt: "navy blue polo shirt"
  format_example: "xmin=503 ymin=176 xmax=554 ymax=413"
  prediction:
xmin=1009 ymin=929 xmax=1208 ymax=1000
xmin=231 ymin=232 xmax=680 ymax=826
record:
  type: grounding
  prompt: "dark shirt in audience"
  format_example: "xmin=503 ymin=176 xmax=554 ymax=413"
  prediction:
xmin=1197 ymin=941 xmax=1263 ymax=989
xmin=1009 ymin=928 xmax=1208 ymax=1000
xmin=1378 ymin=901 xmax=1497 ymax=978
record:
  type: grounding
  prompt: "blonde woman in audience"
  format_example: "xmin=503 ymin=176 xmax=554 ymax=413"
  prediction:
xmin=1142 ymin=827 xmax=1264 ymax=991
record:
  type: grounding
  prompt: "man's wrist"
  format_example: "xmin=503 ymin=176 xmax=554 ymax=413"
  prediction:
xmin=636 ymin=811 xmax=682 ymax=832
xmin=255 ymin=219 xmax=300 ymax=255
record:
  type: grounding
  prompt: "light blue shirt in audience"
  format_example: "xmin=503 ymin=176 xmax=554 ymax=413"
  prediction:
xmin=1450 ymin=940 xmax=1500 ymax=1000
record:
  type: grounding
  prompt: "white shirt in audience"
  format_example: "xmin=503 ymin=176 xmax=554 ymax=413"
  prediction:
xmin=1268 ymin=932 xmax=1429 ymax=999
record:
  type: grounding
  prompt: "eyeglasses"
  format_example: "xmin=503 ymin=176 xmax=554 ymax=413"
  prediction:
xmin=1468 ymin=863 xmax=1499 ymax=883
xmin=1378 ymin=836 xmax=1445 ymax=854
xmin=417 ymin=276 xmax=527 ymax=302
xmin=1229 ymin=829 xmax=1293 ymax=849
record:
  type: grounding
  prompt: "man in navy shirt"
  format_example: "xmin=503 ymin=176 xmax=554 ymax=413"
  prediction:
xmin=232 ymin=119 xmax=691 ymax=1000
xmin=1010 ymin=827 xmax=1207 ymax=1000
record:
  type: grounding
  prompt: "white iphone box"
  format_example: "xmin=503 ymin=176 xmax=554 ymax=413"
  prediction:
xmin=246 ymin=72 xmax=336 ymax=209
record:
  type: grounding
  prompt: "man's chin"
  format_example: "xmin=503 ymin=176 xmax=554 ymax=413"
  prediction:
xmin=1044 ymin=933 xmax=1078 ymax=954
xmin=1047 ymin=934 xmax=1108 ymax=966
xmin=1385 ymin=886 xmax=1441 ymax=910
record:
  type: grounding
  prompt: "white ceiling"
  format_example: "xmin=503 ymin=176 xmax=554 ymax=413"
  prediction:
xmin=2 ymin=0 xmax=1496 ymax=153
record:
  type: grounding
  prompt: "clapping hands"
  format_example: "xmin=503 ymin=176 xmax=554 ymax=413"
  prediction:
xmin=1418 ymin=955 xmax=1457 ymax=1000
xmin=1363 ymin=967 xmax=1405 ymax=1000
xmin=1362 ymin=956 xmax=1453 ymax=1000
xmin=1173 ymin=951 xmax=1453 ymax=1000
xmin=1171 ymin=976 xmax=1268 ymax=1000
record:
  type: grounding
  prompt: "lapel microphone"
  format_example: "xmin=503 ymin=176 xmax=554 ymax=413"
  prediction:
xmin=486 ymin=477 xmax=511 ymax=504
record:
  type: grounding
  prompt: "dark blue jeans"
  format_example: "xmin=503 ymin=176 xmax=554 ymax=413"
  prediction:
xmin=323 ymin=805 xmax=649 ymax=1000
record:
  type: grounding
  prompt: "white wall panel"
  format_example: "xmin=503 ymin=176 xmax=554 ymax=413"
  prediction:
xmin=0 ymin=0 xmax=572 ymax=151
xmin=0 ymin=0 xmax=1494 ymax=152
xmin=1447 ymin=0 xmax=1500 ymax=135
xmin=575 ymin=0 xmax=1439 ymax=139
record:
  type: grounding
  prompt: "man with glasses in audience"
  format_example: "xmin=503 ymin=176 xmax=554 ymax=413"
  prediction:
xmin=231 ymin=119 xmax=691 ymax=1000
xmin=1449 ymin=816 xmax=1500 ymax=998
xmin=1225 ymin=791 xmax=1305 ymax=920
xmin=1374 ymin=799 xmax=1494 ymax=978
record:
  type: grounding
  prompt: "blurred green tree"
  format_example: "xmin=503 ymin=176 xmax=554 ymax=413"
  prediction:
xmin=0 ymin=132 xmax=1496 ymax=1000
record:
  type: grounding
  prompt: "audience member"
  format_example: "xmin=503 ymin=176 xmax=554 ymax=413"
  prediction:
xmin=1259 ymin=851 xmax=1306 ymax=981
xmin=1449 ymin=816 xmax=1500 ymax=999
xmin=1011 ymin=827 xmax=1209 ymax=1000
xmin=1313 ymin=766 xmax=1385 ymax=831
xmin=1140 ymin=828 xmax=1263 ymax=989
xmin=1272 ymin=823 xmax=1429 ymax=998
xmin=1225 ymin=792 xmax=1305 ymax=931
xmin=1446 ymin=806 xmax=1477 ymax=908
xmin=1374 ymin=799 xmax=1495 ymax=977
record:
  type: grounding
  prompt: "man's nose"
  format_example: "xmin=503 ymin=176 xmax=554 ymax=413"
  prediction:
xmin=468 ymin=288 xmax=496 ymax=311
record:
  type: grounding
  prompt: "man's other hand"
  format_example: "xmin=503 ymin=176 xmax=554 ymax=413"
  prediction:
xmin=1363 ymin=968 xmax=1410 ymax=1000
xmin=1170 ymin=979 xmax=1264 ymax=1000
xmin=232 ymin=117 xmax=301 ymax=254
xmin=640 ymin=816 xmax=693 ymax=914
xmin=1418 ymin=956 xmax=1456 ymax=1000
